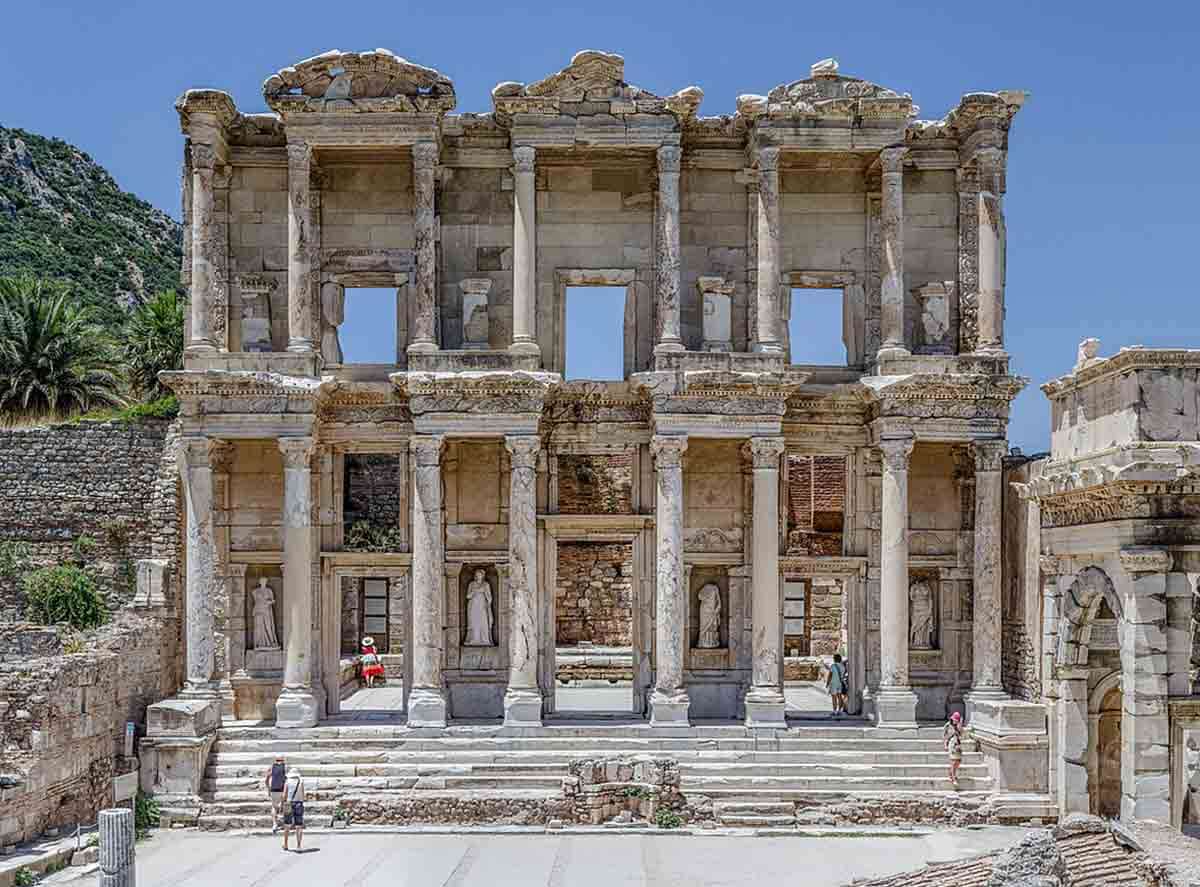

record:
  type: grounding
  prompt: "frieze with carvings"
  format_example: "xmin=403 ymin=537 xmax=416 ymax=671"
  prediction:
xmin=397 ymin=371 xmax=559 ymax=416
xmin=870 ymin=374 xmax=1026 ymax=420
xmin=684 ymin=527 xmax=743 ymax=554
xmin=263 ymin=49 xmax=456 ymax=116
xmin=737 ymin=59 xmax=915 ymax=122
xmin=779 ymin=556 xmax=867 ymax=578
xmin=543 ymin=386 xmax=650 ymax=425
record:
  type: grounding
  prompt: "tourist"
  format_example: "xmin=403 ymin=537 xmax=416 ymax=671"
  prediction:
xmin=281 ymin=768 xmax=306 ymax=851
xmin=263 ymin=754 xmax=287 ymax=831
xmin=361 ymin=636 xmax=384 ymax=688
xmin=944 ymin=711 xmax=964 ymax=787
xmin=826 ymin=653 xmax=848 ymax=717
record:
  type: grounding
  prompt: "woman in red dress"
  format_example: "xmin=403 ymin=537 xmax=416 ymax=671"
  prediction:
xmin=361 ymin=636 xmax=385 ymax=688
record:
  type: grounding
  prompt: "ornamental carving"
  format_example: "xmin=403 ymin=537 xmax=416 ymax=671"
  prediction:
xmin=879 ymin=437 xmax=915 ymax=472
xmin=738 ymin=60 xmax=915 ymax=122
xmin=277 ymin=438 xmax=314 ymax=470
xmin=683 ymin=527 xmax=743 ymax=554
xmin=1118 ymin=547 xmax=1172 ymax=576
xmin=263 ymin=49 xmax=456 ymax=115
xmin=743 ymin=437 xmax=785 ymax=469
xmin=409 ymin=436 xmax=444 ymax=466
xmin=651 ymin=435 xmax=688 ymax=469
xmin=512 ymin=146 xmax=536 ymax=174
xmin=505 ymin=436 xmax=540 ymax=469
xmin=973 ymin=440 xmax=1007 ymax=472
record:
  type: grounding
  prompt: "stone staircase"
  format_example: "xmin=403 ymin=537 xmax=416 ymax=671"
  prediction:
xmin=197 ymin=724 xmax=1049 ymax=830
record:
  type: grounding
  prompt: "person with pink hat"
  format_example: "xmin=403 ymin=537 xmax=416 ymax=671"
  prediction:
xmin=943 ymin=711 xmax=964 ymax=787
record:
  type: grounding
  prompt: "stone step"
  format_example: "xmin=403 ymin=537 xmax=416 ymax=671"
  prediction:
xmin=682 ymin=775 xmax=992 ymax=791
xmin=203 ymin=773 xmax=564 ymax=792
xmin=717 ymin=814 xmax=797 ymax=827
xmin=206 ymin=762 xmax=566 ymax=779
xmin=214 ymin=725 xmax=950 ymax=742
xmin=687 ymin=787 xmax=994 ymax=801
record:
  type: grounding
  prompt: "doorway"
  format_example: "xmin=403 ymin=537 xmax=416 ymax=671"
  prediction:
xmin=334 ymin=572 xmax=409 ymax=721
xmin=783 ymin=576 xmax=853 ymax=719
xmin=1096 ymin=684 xmax=1122 ymax=818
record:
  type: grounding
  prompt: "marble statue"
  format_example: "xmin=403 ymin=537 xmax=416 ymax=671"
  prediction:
xmin=908 ymin=580 xmax=934 ymax=650
xmin=251 ymin=577 xmax=280 ymax=650
xmin=697 ymin=583 xmax=722 ymax=649
xmin=1186 ymin=733 xmax=1200 ymax=824
xmin=464 ymin=569 xmax=494 ymax=646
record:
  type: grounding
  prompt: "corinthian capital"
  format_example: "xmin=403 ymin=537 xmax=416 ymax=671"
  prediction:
xmin=178 ymin=436 xmax=220 ymax=472
xmin=505 ymin=435 xmax=540 ymax=469
xmin=651 ymin=435 xmax=688 ymax=469
xmin=757 ymin=145 xmax=780 ymax=173
xmin=880 ymin=146 xmax=907 ymax=175
xmin=277 ymin=437 xmax=314 ymax=470
xmin=973 ymin=440 xmax=1007 ymax=472
xmin=742 ymin=436 xmax=785 ymax=469
xmin=656 ymin=145 xmax=681 ymax=174
xmin=409 ymin=435 xmax=444 ymax=466
xmin=412 ymin=141 xmax=439 ymax=169
xmin=286 ymin=141 xmax=312 ymax=169
xmin=878 ymin=437 xmax=915 ymax=473
xmin=512 ymin=145 xmax=535 ymax=175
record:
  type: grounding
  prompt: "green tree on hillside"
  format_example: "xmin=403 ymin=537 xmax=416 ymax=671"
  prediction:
xmin=0 ymin=276 xmax=123 ymax=421
xmin=123 ymin=289 xmax=185 ymax=399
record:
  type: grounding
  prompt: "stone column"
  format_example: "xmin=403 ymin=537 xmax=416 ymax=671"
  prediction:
xmin=744 ymin=436 xmax=786 ymax=727
xmin=878 ymin=147 xmax=909 ymax=360
xmin=510 ymin=146 xmax=539 ymax=356
xmin=409 ymin=435 xmax=447 ymax=727
xmin=98 ymin=807 xmax=135 ymax=887
xmin=877 ymin=436 xmax=918 ymax=726
xmin=179 ymin=437 xmax=219 ymax=695
xmin=275 ymin=438 xmax=317 ymax=728
xmin=655 ymin=145 xmax=683 ymax=352
xmin=286 ymin=142 xmax=314 ymax=353
xmin=187 ymin=143 xmax=218 ymax=353
xmin=754 ymin=146 xmax=782 ymax=353
xmin=968 ymin=440 xmax=1007 ymax=710
xmin=410 ymin=141 xmax=439 ymax=352
xmin=504 ymin=436 xmax=542 ymax=725
xmin=650 ymin=435 xmax=690 ymax=726
xmin=976 ymin=148 xmax=1006 ymax=355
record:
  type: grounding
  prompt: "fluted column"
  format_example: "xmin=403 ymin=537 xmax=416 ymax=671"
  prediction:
xmin=504 ymin=435 xmax=542 ymax=726
xmin=878 ymin=147 xmax=909 ymax=360
xmin=98 ymin=808 xmax=135 ymax=887
xmin=968 ymin=440 xmax=1007 ymax=706
xmin=744 ymin=437 xmax=786 ymax=726
xmin=976 ymin=148 xmax=1006 ymax=354
xmin=286 ymin=142 xmax=314 ymax=353
xmin=510 ymin=146 xmax=540 ymax=356
xmin=754 ymin=146 xmax=782 ymax=353
xmin=877 ymin=437 xmax=918 ymax=727
xmin=409 ymin=435 xmax=447 ymax=726
xmin=275 ymin=437 xmax=317 ymax=728
xmin=410 ymin=141 xmax=439 ymax=352
xmin=650 ymin=435 xmax=689 ymax=726
xmin=187 ymin=144 xmax=218 ymax=353
xmin=655 ymin=145 xmax=683 ymax=352
xmin=179 ymin=437 xmax=219 ymax=695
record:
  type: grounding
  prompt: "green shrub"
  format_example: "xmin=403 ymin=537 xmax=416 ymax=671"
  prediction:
xmin=23 ymin=564 xmax=107 ymax=629
xmin=344 ymin=521 xmax=405 ymax=553
xmin=0 ymin=539 xmax=31 ymax=580
xmin=13 ymin=867 xmax=35 ymax=887
xmin=135 ymin=791 xmax=160 ymax=840
xmin=654 ymin=808 xmax=682 ymax=830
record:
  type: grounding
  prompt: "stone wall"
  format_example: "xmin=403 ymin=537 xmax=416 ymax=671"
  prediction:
xmin=558 ymin=454 xmax=633 ymax=515
xmin=554 ymin=541 xmax=634 ymax=646
xmin=1002 ymin=456 xmax=1044 ymax=701
xmin=0 ymin=419 xmax=181 ymax=619
xmin=786 ymin=454 xmax=845 ymax=555
xmin=343 ymin=453 xmax=401 ymax=530
xmin=0 ymin=610 xmax=182 ymax=847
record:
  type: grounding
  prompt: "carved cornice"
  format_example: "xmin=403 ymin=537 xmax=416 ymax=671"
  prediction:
xmin=1041 ymin=347 xmax=1200 ymax=399
xmin=160 ymin=370 xmax=322 ymax=401
xmin=779 ymin=556 xmax=868 ymax=578
xmin=175 ymin=89 xmax=238 ymax=133
xmin=945 ymin=91 xmax=1027 ymax=135
xmin=1119 ymin=547 xmax=1172 ymax=575
xmin=263 ymin=48 xmax=456 ymax=116
xmin=650 ymin=434 xmax=688 ymax=468
xmin=394 ymin=370 xmax=559 ymax=417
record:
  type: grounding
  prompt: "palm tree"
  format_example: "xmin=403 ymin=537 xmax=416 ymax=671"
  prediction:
xmin=0 ymin=276 xmax=123 ymax=421
xmin=123 ymin=289 xmax=184 ymax=400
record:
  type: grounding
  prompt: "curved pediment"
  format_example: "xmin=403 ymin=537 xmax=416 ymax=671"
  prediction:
xmin=737 ymin=58 xmax=915 ymax=122
xmin=263 ymin=49 xmax=456 ymax=115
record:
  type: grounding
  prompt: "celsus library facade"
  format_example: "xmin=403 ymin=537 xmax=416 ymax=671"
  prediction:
xmin=157 ymin=49 xmax=1200 ymax=826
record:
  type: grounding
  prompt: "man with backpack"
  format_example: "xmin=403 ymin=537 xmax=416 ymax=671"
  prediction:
xmin=826 ymin=653 xmax=849 ymax=717
xmin=263 ymin=755 xmax=287 ymax=831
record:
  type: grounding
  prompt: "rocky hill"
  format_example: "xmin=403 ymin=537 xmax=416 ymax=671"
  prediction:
xmin=0 ymin=125 xmax=182 ymax=323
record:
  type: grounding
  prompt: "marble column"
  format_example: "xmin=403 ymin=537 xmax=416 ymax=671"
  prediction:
xmin=510 ymin=146 xmax=540 ymax=356
xmin=877 ymin=436 xmax=918 ymax=726
xmin=410 ymin=141 xmax=439 ymax=352
xmin=286 ymin=141 xmax=315 ymax=353
xmin=275 ymin=438 xmax=317 ymax=728
xmin=744 ymin=436 xmax=786 ymax=727
xmin=504 ymin=436 xmax=542 ymax=725
xmin=968 ymin=440 xmax=1007 ymax=708
xmin=976 ymin=148 xmax=1006 ymax=354
xmin=187 ymin=144 xmax=218 ymax=353
xmin=409 ymin=435 xmax=447 ymax=727
xmin=655 ymin=145 xmax=683 ymax=352
xmin=179 ymin=437 xmax=219 ymax=695
xmin=878 ymin=147 xmax=909 ymax=360
xmin=754 ymin=146 xmax=782 ymax=353
xmin=650 ymin=435 xmax=690 ymax=726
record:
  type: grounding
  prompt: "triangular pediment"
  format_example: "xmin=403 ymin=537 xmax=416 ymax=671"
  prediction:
xmin=737 ymin=58 xmax=916 ymax=121
xmin=263 ymin=49 xmax=455 ymax=115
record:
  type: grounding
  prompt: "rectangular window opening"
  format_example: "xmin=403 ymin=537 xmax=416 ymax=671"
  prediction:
xmin=788 ymin=288 xmax=846 ymax=366
xmin=340 ymin=287 xmax=397 ymax=364
xmin=565 ymin=286 xmax=625 ymax=381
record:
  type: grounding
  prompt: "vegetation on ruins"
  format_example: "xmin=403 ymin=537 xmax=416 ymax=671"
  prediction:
xmin=654 ymin=808 xmax=683 ymax=829
xmin=345 ymin=520 xmax=407 ymax=552
xmin=123 ymin=289 xmax=185 ymax=400
xmin=23 ymin=563 xmax=108 ymax=630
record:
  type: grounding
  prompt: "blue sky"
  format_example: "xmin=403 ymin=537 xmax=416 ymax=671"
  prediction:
xmin=6 ymin=0 xmax=1199 ymax=452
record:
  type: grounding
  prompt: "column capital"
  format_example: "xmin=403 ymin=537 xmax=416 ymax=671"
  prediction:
xmin=656 ymin=144 xmax=681 ymax=174
xmin=1119 ymin=546 xmax=1172 ymax=576
xmin=209 ymin=441 xmax=236 ymax=475
xmin=742 ymin=436 xmax=785 ymax=469
xmin=505 ymin=435 xmax=540 ymax=469
xmin=956 ymin=165 xmax=980 ymax=194
xmin=972 ymin=439 xmax=1007 ymax=472
xmin=286 ymin=140 xmax=312 ymax=168
xmin=880 ymin=146 xmax=907 ymax=174
xmin=178 ymin=436 xmax=223 ymax=471
xmin=1038 ymin=554 xmax=1061 ymax=577
xmin=277 ymin=437 xmax=314 ymax=469
xmin=878 ymin=437 xmax=915 ymax=472
xmin=409 ymin=435 xmax=444 ymax=466
xmin=756 ymin=145 xmax=780 ymax=172
xmin=190 ymin=142 xmax=219 ymax=171
xmin=412 ymin=140 xmax=439 ymax=168
xmin=512 ymin=145 xmax=536 ymax=173
xmin=651 ymin=434 xmax=688 ymax=468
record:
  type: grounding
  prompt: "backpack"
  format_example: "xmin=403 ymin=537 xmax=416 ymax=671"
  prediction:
xmin=269 ymin=763 xmax=286 ymax=791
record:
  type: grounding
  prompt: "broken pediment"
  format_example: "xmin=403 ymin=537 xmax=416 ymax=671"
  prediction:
xmin=737 ymin=57 xmax=916 ymax=122
xmin=263 ymin=49 xmax=456 ymax=116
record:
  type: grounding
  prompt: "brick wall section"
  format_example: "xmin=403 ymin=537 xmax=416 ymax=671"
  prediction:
xmin=0 ymin=419 xmax=181 ymax=619
xmin=0 ymin=611 xmax=182 ymax=847
xmin=786 ymin=454 xmax=845 ymax=555
xmin=344 ymin=453 xmax=401 ymax=529
xmin=1002 ymin=623 xmax=1040 ymax=701
xmin=558 ymin=454 xmax=633 ymax=515
xmin=555 ymin=542 xmax=633 ymax=646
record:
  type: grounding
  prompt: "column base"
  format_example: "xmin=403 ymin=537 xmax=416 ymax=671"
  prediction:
xmin=653 ymin=341 xmax=684 ymax=354
xmin=407 ymin=340 xmax=438 ymax=354
xmin=184 ymin=341 xmax=217 ymax=355
xmin=744 ymin=687 xmax=787 ymax=728
xmin=508 ymin=340 xmax=541 ymax=357
xmin=875 ymin=345 xmax=911 ymax=362
xmin=649 ymin=689 xmax=690 ymax=727
xmin=285 ymin=340 xmax=315 ymax=354
xmin=275 ymin=687 xmax=318 ymax=729
xmin=873 ymin=687 xmax=919 ymax=728
xmin=503 ymin=688 xmax=543 ymax=727
xmin=407 ymin=688 xmax=447 ymax=728
xmin=753 ymin=342 xmax=784 ymax=354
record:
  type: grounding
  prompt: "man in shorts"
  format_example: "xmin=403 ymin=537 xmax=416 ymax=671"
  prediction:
xmin=263 ymin=755 xmax=287 ymax=831
xmin=282 ymin=768 xmax=306 ymax=851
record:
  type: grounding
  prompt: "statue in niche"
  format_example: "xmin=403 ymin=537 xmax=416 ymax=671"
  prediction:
xmin=697 ymin=583 xmax=722 ymax=649
xmin=909 ymin=580 xmax=935 ymax=650
xmin=251 ymin=577 xmax=281 ymax=650
xmin=464 ymin=569 xmax=494 ymax=647
xmin=321 ymin=282 xmax=345 ymax=364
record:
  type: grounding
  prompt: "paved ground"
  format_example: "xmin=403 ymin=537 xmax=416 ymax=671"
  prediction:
xmin=44 ymin=827 xmax=1033 ymax=886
